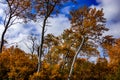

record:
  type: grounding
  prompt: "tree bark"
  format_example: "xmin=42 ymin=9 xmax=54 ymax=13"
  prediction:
xmin=37 ymin=18 xmax=47 ymax=72
xmin=68 ymin=36 xmax=85 ymax=80
xmin=37 ymin=1 xmax=56 ymax=72
xmin=0 ymin=28 xmax=7 ymax=53
xmin=0 ymin=13 xmax=12 ymax=53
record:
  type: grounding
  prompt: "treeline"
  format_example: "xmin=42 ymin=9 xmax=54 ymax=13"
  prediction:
xmin=0 ymin=39 xmax=120 ymax=80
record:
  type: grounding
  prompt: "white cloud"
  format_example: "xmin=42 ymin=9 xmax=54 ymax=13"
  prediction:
xmin=96 ymin=0 xmax=120 ymax=21
xmin=2 ymin=0 xmax=120 ymax=53
xmin=46 ymin=14 xmax=70 ymax=36
xmin=0 ymin=1 xmax=70 ymax=53
xmin=91 ymin=0 xmax=120 ymax=37
xmin=61 ymin=6 xmax=71 ymax=14
xmin=4 ymin=22 xmax=40 ymax=53
xmin=0 ymin=24 xmax=4 ymax=37
xmin=104 ymin=22 xmax=120 ymax=37
xmin=0 ymin=1 xmax=7 ymax=21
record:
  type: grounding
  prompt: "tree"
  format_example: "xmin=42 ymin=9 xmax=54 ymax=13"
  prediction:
xmin=0 ymin=0 xmax=31 ymax=53
xmin=101 ymin=37 xmax=120 ymax=79
xmin=101 ymin=35 xmax=117 ymax=64
xmin=25 ymin=34 xmax=39 ymax=58
xmin=68 ymin=7 xmax=109 ymax=80
xmin=32 ymin=0 xmax=75 ymax=72
xmin=43 ymin=34 xmax=60 ymax=65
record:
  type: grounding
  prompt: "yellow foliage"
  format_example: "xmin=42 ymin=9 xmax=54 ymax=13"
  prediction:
xmin=0 ymin=47 xmax=37 ymax=80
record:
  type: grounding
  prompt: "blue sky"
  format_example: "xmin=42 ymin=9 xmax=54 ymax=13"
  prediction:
xmin=75 ymin=0 xmax=99 ymax=6
xmin=61 ymin=0 xmax=98 ymax=15
xmin=0 ymin=0 xmax=120 ymax=53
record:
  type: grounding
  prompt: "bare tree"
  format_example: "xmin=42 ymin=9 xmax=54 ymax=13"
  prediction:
xmin=25 ymin=34 xmax=39 ymax=57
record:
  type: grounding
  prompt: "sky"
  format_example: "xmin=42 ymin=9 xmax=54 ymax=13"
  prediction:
xmin=0 ymin=0 xmax=120 ymax=53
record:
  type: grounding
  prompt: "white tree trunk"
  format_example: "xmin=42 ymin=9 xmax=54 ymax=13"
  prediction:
xmin=68 ymin=36 xmax=85 ymax=80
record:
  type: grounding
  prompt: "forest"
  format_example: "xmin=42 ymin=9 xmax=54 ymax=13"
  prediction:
xmin=0 ymin=0 xmax=120 ymax=80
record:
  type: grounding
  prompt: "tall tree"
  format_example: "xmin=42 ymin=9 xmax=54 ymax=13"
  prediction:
xmin=33 ymin=0 xmax=75 ymax=72
xmin=0 ymin=0 xmax=31 ymax=53
xmin=68 ymin=7 xmax=109 ymax=80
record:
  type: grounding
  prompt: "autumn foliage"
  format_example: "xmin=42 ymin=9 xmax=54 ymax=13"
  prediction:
xmin=0 ymin=47 xmax=37 ymax=80
xmin=0 ymin=0 xmax=120 ymax=79
xmin=0 ymin=43 xmax=120 ymax=80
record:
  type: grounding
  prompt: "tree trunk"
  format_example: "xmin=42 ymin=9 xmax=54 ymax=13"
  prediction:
xmin=0 ymin=28 xmax=8 ymax=53
xmin=37 ymin=18 xmax=47 ymax=72
xmin=68 ymin=36 xmax=85 ymax=80
xmin=0 ymin=13 xmax=12 ymax=53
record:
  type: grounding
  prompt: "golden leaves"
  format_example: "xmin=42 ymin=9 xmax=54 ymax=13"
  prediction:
xmin=70 ymin=7 xmax=108 ymax=39
xmin=0 ymin=47 xmax=37 ymax=79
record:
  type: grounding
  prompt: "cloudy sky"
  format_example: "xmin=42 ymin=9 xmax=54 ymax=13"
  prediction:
xmin=0 ymin=0 xmax=120 ymax=53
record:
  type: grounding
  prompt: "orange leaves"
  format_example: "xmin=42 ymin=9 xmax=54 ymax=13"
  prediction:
xmin=8 ymin=0 xmax=31 ymax=13
xmin=101 ymin=38 xmax=120 ymax=79
xmin=101 ymin=36 xmax=120 ymax=63
xmin=7 ymin=0 xmax=33 ymax=21
xmin=70 ymin=7 xmax=108 ymax=39
xmin=104 ymin=38 xmax=120 ymax=64
xmin=0 ymin=47 xmax=37 ymax=79
xmin=43 ymin=61 xmax=50 ymax=69
xmin=30 ymin=62 xmax=62 ymax=80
